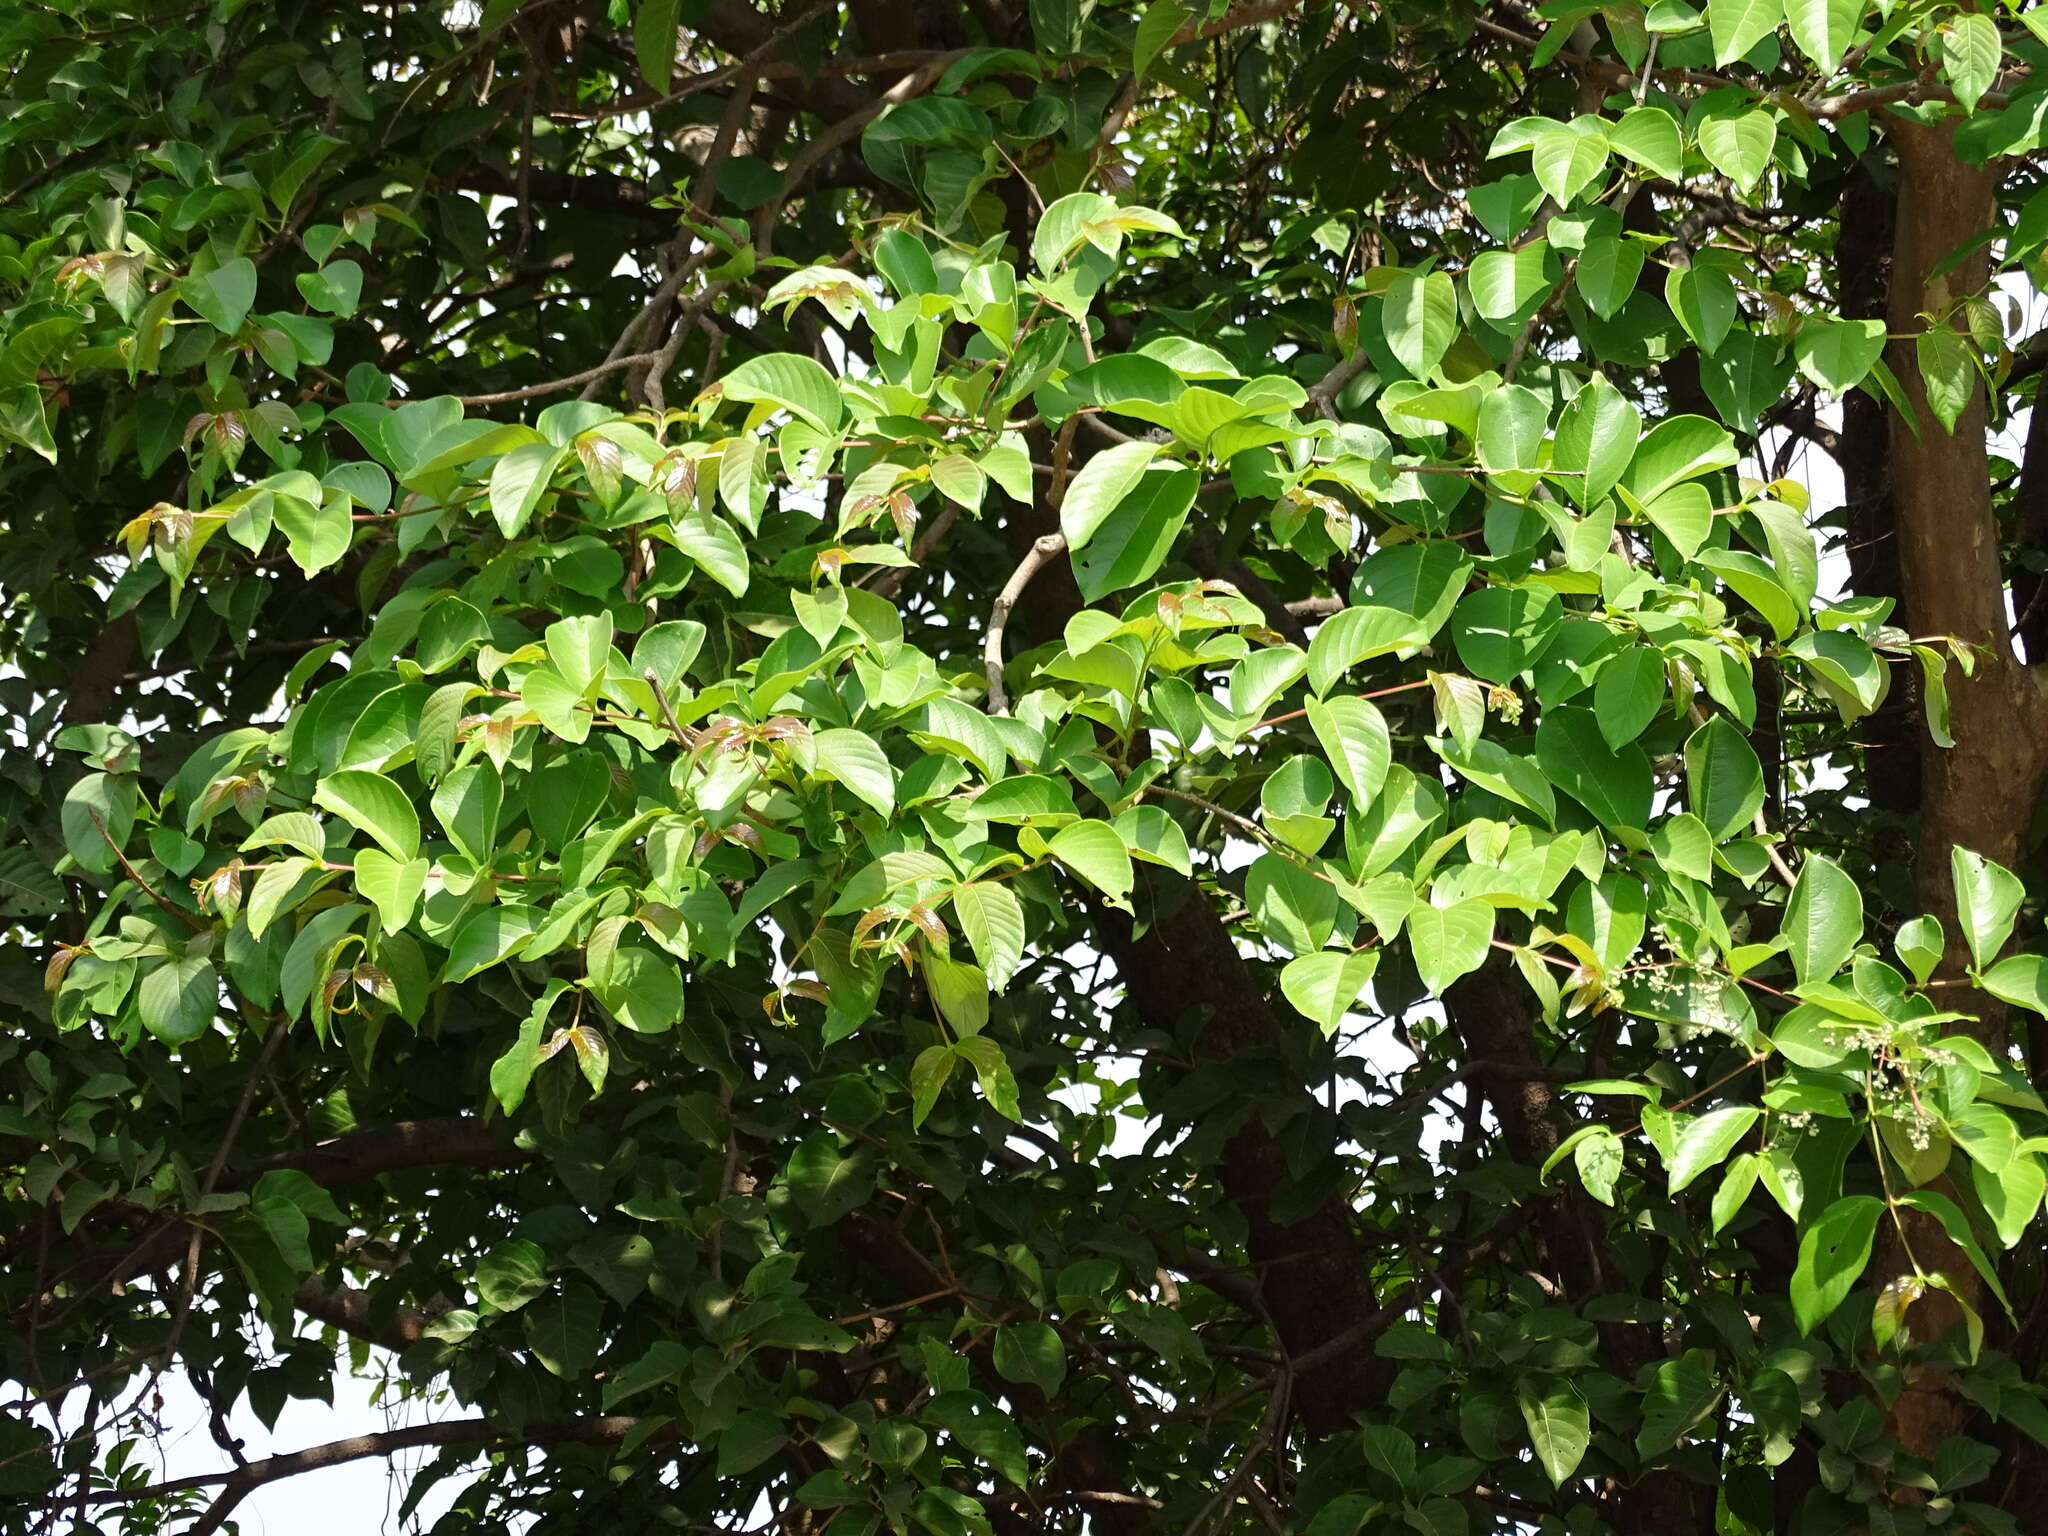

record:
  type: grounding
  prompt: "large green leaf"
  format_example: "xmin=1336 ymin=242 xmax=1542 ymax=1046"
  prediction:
xmin=1382 ymin=268 xmax=1457 ymax=378
xmin=1684 ymin=715 xmax=1764 ymax=840
xmin=1783 ymin=854 xmax=1862 ymax=984
xmin=1952 ymin=846 xmax=2024 ymax=970
xmin=1071 ymin=464 xmax=1199 ymax=600
xmin=720 ymin=352 xmax=845 ymax=432
xmin=1790 ymin=1195 xmax=1883 ymax=1335
xmin=313 ymin=769 xmax=421 ymax=863
xmin=137 ymin=956 xmax=217 ymax=1044
xmin=1709 ymin=0 xmax=1784 ymax=64
xmin=812 ymin=728 xmax=897 ymax=818
xmin=1059 ymin=441 xmax=1160 ymax=550
xmin=1517 ymin=1376 xmax=1590 ymax=1487
xmin=1409 ymin=899 xmax=1495 ymax=996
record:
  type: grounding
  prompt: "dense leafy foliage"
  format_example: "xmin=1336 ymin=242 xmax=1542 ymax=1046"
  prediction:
xmin=12 ymin=0 xmax=2048 ymax=1532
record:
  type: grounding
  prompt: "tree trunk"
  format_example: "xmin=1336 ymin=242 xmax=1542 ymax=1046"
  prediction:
xmin=1878 ymin=117 xmax=2048 ymax=1461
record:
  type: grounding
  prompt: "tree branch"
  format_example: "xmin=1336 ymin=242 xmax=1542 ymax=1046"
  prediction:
xmin=54 ymin=1414 xmax=640 ymax=1520
xmin=983 ymin=533 xmax=1066 ymax=714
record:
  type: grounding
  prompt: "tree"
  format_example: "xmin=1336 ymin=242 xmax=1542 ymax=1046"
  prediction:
xmin=9 ymin=0 xmax=2048 ymax=1529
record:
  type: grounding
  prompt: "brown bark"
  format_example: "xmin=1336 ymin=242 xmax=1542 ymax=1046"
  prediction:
xmin=1103 ymin=880 xmax=1382 ymax=1435
xmin=1839 ymin=156 xmax=1922 ymax=826
xmin=1886 ymin=122 xmax=2048 ymax=936
xmin=1445 ymin=965 xmax=1707 ymax=1530
xmin=1878 ymin=118 xmax=2048 ymax=1461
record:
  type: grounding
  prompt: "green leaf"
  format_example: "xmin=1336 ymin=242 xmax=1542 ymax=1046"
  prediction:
xmin=179 ymin=257 xmax=257 ymax=334
xmin=137 ymin=956 xmax=217 ymax=1044
xmin=1574 ymin=234 xmax=1645 ymax=321
xmin=1279 ymin=949 xmax=1380 ymax=1034
xmin=441 ymin=904 xmax=540 ymax=981
xmin=958 ymin=1036 xmax=1024 ymax=1122
xmin=1608 ymin=106 xmax=1684 ymax=181
xmin=925 ymin=952 xmax=990 ymax=1037
xmin=524 ymin=1286 xmax=603 ymax=1378
xmin=61 ymin=772 xmax=137 ymax=875
xmin=1535 ymin=706 xmax=1654 ymax=829
xmin=1382 ymin=269 xmax=1458 ymax=379
xmin=295 ymin=259 xmax=362 ymax=318
xmin=1059 ymin=440 xmax=1160 ymax=550
xmin=952 ymin=881 xmax=1027 ymax=990
xmin=1981 ymin=953 xmax=2048 ymax=1015
xmin=1786 ymin=0 xmax=1859 ymax=69
xmin=592 ymin=945 xmax=683 ymax=1034
xmin=634 ymin=0 xmax=681 ymax=92
xmin=1794 ymin=318 xmax=1886 ymax=395
xmin=1469 ymin=242 xmax=1559 ymax=326
xmin=477 ymin=1238 xmax=550 ymax=1313
xmin=1784 ymin=854 xmax=1862 ymax=984
xmin=1134 ymin=0 xmax=1194 ymax=75
xmin=1683 ymin=714 xmax=1764 ymax=840
xmin=273 ymin=495 xmax=351 ymax=574
xmin=0 ymin=846 xmax=64 ymax=915
xmin=1665 ymin=263 xmax=1737 ymax=354
xmin=1916 ymin=326 xmax=1975 ymax=433
xmin=1667 ymin=1106 xmax=1759 ymax=1193
xmin=1896 ymin=1188 xmax=2011 ymax=1316
xmin=1791 ymin=1195 xmax=1884 ymax=1335
xmin=1531 ymin=123 xmax=1609 ymax=207
xmin=786 ymin=1135 xmax=873 ymax=1223
xmin=812 ymin=728 xmax=896 ymax=818
xmin=1517 ymin=1376 xmax=1590 ymax=1487
xmin=313 ymin=769 xmax=421 ymax=863
xmin=721 ymin=352 xmax=844 ymax=433
xmin=1306 ymin=606 xmax=1424 ymax=695
xmin=910 ymin=1044 xmax=958 ymax=1127
xmin=545 ymin=612 xmax=613 ymax=696
xmin=1896 ymin=913 xmax=1945 ymax=985
xmin=1048 ymin=820 xmax=1134 ymax=906
xmin=1942 ymin=10 xmax=2002 ymax=112
xmin=488 ymin=441 xmax=565 ymax=537
xmin=673 ymin=506 xmax=751 ymax=597
xmin=1712 ymin=1153 xmax=1759 ymax=1234
xmin=1408 ymin=899 xmax=1496 ymax=996
xmin=1574 ymin=1127 xmax=1623 ymax=1205
xmin=1591 ymin=647 xmax=1665 ymax=750
xmin=1623 ymin=415 xmax=1739 ymax=504
xmin=1952 ymin=846 xmax=2024 ymax=970
xmin=1071 ymin=464 xmax=1199 ymax=601
xmin=1450 ymin=584 xmax=1562 ymax=683
xmin=1553 ymin=374 xmax=1640 ymax=509
xmin=994 ymin=1321 xmax=1067 ymax=1396
xmin=1697 ymin=108 xmax=1778 ymax=191
xmin=492 ymin=979 xmax=572 ymax=1115
xmin=1307 ymin=695 xmax=1392 ymax=806
xmin=1709 ymin=0 xmax=1783 ymax=64
xmin=1246 ymin=851 xmax=1339 ymax=956
xmin=929 ymin=1389 xmax=1028 ymax=1487
xmin=1476 ymin=383 xmax=1549 ymax=481
xmin=431 ymin=761 xmax=503 ymax=866
xmin=1637 ymin=1357 xmax=1722 ymax=1457
xmin=353 ymin=848 xmax=427 ymax=935
xmin=1651 ymin=813 xmax=1716 ymax=884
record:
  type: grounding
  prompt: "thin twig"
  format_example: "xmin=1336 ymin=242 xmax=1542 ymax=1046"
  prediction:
xmin=456 ymin=351 xmax=665 ymax=407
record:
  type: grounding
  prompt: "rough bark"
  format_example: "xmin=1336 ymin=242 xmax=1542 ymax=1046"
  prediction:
xmin=1886 ymin=121 xmax=2048 ymax=950
xmin=1878 ymin=117 xmax=2048 ymax=1461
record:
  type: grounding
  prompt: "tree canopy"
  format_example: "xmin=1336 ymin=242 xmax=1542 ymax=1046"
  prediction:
xmin=11 ymin=0 xmax=2048 ymax=1531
